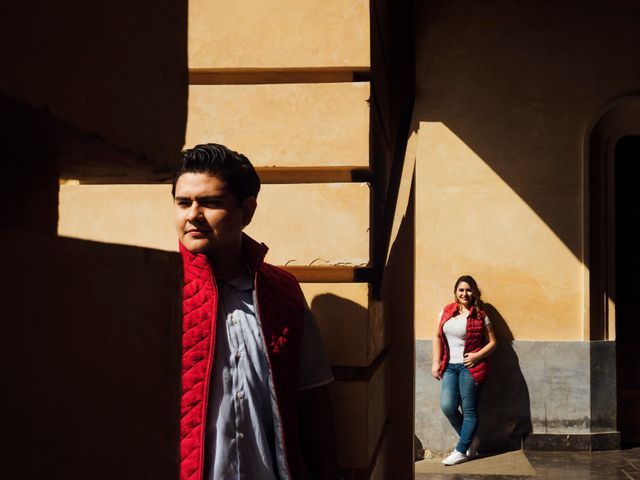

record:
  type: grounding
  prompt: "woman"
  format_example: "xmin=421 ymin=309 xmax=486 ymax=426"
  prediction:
xmin=431 ymin=275 xmax=497 ymax=466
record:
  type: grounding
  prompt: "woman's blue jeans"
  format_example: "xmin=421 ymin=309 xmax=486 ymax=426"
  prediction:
xmin=440 ymin=363 xmax=479 ymax=453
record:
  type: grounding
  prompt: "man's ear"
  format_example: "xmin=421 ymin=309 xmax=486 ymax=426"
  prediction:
xmin=242 ymin=196 xmax=257 ymax=227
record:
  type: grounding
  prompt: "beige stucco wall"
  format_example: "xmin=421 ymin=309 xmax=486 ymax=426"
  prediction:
xmin=186 ymin=83 xmax=370 ymax=166
xmin=414 ymin=122 xmax=583 ymax=340
xmin=58 ymin=184 xmax=374 ymax=367
xmin=413 ymin=1 xmax=640 ymax=342
xmin=189 ymin=0 xmax=369 ymax=68
xmin=58 ymin=183 xmax=369 ymax=265
xmin=58 ymin=185 xmax=175 ymax=251
xmin=246 ymin=183 xmax=369 ymax=265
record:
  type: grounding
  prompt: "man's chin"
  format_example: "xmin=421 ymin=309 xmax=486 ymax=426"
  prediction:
xmin=182 ymin=238 xmax=212 ymax=254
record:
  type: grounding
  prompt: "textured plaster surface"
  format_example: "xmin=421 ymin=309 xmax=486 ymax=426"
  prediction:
xmin=58 ymin=184 xmax=176 ymax=251
xmin=59 ymin=183 xmax=369 ymax=265
xmin=590 ymin=341 xmax=618 ymax=432
xmin=414 ymin=122 xmax=583 ymax=341
xmin=413 ymin=1 xmax=640 ymax=343
xmin=246 ymin=183 xmax=369 ymax=265
xmin=189 ymin=0 xmax=369 ymax=68
xmin=186 ymin=83 xmax=370 ymax=167
xmin=330 ymin=360 xmax=388 ymax=468
xmin=415 ymin=340 xmax=616 ymax=453
xmin=302 ymin=283 xmax=386 ymax=367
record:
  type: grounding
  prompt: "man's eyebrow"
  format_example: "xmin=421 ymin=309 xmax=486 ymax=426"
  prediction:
xmin=174 ymin=195 xmax=225 ymax=202
xmin=196 ymin=195 xmax=225 ymax=202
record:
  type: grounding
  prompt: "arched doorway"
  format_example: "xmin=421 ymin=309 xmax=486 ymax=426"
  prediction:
xmin=589 ymin=98 xmax=640 ymax=447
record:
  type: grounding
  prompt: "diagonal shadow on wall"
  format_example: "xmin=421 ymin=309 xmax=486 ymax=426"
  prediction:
xmin=0 ymin=233 xmax=182 ymax=480
xmin=413 ymin=0 xmax=640 ymax=261
xmin=0 ymin=2 xmax=188 ymax=478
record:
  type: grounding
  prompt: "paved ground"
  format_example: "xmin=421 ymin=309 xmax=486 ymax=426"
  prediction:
xmin=415 ymin=447 xmax=640 ymax=479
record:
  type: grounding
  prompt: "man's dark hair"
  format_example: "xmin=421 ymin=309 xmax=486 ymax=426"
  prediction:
xmin=172 ymin=143 xmax=261 ymax=203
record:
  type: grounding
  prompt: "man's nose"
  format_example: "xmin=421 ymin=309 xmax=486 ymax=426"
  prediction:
xmin=186 ymin=202 xmax=203 ymax=221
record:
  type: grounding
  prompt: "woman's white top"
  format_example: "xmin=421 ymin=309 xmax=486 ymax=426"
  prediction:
xmin=439 ymin=310 xmax=491 ymax=364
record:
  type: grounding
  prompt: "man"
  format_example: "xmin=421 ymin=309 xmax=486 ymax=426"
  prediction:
xmin=173 ymin=143 xmax=338 ymax=480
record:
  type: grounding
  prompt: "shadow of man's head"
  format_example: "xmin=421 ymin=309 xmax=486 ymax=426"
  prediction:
xmin=310 ymin=293 xmax=368 ymax=323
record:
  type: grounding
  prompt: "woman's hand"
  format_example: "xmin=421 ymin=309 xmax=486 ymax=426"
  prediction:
xmin=431 ymin=362 xmax=441 ymax=380
xmin=463 ymin=324 xmax=497 ymax=369
xmin=463 ymin=352 xmax=481 ymax=368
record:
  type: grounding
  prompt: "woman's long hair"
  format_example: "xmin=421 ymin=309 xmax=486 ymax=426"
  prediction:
xmin=453 ymin=275 xmax=484 ymax=310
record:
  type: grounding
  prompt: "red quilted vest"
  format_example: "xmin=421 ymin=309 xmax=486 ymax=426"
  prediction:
xmin=438 ymin=302 xmax=489 ymax=384
xmin=179 ymin=234 xmax=304 ymax=480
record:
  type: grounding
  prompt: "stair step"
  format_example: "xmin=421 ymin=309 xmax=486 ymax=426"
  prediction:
xmin=281 ymin=266 xmax=372 ymax=283
xmin=256 ymin=166 xmax=371 ymax=184
xmin=189 ymin=67 xmax=371 ymax=85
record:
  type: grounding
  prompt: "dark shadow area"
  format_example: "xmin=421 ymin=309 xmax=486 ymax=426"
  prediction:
xmin=310 ymin=292 xmax=385 ymax=372
xmin=477 ymin=303 xmax=532 ymax=453
xmin=0 ymin=233 xmax=182 ymax=480
xmin=308 ymin=292 xmax=388 ymax=479
xmin=368 ymin=0 xmax=416 ymax=475
xmin=0 ymin=95 xmax=59 ymax=234
xmin=615 ymin=136 xmax=640 ymax=447
xmin=311 ymin=293 xmax=367 ymax=321
xmin=0 ymin=2 xmax=188 ymax=478
xmin=381 ymin=171 xmax=415 ymax=478
xmin=1 ymin=0 xmax=188 ymax=182
xmin=414 ymin=435 xmax=425 ymax=461
xmin=413 ymin=0 xmax=640 ymax=260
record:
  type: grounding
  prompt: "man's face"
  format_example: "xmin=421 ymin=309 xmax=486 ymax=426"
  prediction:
xmin=173 ymin=172 xmax=256 ymax=254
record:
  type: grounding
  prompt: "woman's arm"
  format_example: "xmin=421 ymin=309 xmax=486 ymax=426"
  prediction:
xmin=463 ymin=323 xmax=497 ymax=368
xmin=431 ymin=316 xmax=443 ymax=380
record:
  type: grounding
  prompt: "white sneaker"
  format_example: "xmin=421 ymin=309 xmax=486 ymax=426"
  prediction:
xmin=442 ymin=450 xmax=468 ymax=466
xmin=466 ymin=436 xmax=480 ymax=458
